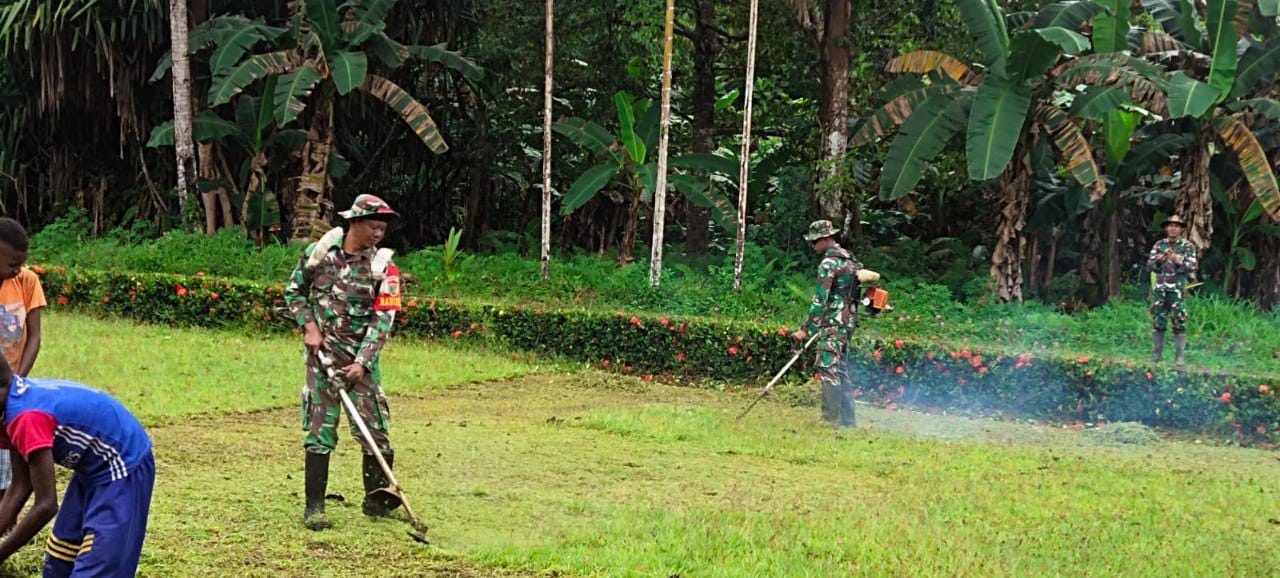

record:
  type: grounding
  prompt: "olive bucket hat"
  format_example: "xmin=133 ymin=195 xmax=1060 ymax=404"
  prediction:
xmin=803 ymin=219 xmax=840 ymax=242
xmin=339 ymin=194 xmax=400 ymax=222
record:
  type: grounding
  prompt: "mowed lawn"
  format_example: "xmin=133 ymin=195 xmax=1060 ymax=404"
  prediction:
xmin=0 ymin=311 xmax=1276 ymax=577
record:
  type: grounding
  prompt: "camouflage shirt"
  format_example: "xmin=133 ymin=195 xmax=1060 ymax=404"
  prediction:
xmin=1146 ymin=237 xmax=1198 ymax=290
xmin=804 ymin=245 xmax=862 ymax=336
xmin=284 ymin=235 xmax=396 ymax=369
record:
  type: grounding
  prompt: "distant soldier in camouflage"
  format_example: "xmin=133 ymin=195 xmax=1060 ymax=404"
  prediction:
xmin=1145 ymin=215 xmax=1198 ymax=371
xmin=284 ymin=194 xmax=405 ymax=530
xmin=791 ymin=220 xmax=880 ymax=428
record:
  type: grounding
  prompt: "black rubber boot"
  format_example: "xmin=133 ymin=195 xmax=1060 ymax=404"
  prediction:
xmin=1174 ymin=333 xmax=1187 ymax=371
xmin=820 ymin=383 xmax=839 ymax=426
xmin=838 ymin=386 xmax=856 ymax=428
xmin=304 ymin=452 xmax=333 ymax=530
xmin=1151 ymin=331 xmax=1165 ymax=362
xmin=362 ymin=451 xmax=402 ymax=517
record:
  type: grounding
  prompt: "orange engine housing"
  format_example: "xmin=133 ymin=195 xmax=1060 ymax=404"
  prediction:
xmin=863 ymin=287 xmax=890 ymax=313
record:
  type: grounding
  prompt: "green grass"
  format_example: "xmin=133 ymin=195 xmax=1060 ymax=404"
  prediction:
xmin=1 ymin=312 xmax=1277 ymax=577
xmin=34 ymin=311 xmax=545 ymax=424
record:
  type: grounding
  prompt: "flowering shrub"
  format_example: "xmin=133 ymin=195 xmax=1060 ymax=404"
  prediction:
xmin=37 ymin=266 xmax=1280 ymax=441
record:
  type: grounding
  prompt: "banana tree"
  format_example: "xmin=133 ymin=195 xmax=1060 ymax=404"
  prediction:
xmin=554 ymin=91 xmax=737 ymax=264
xmin=205 ymin=0 xmax=481 ymax=241
xmin=1135 ymin=0 xmax=1280 ymax=251
xmin=851 ymin=0 xmax=1167 ymax=301
xmin=147 ymin=80 xmax=309 ymax=240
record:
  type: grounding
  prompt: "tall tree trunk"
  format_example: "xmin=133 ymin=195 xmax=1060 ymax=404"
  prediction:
xmin=463 ymin=93 xmax=490 ymax=249
xmin=990 ymin=140 xmax=1034 ymax=303
xmin=687 ymin=0 xmax=720 ymax=255
xmin=1079 ymin=206 xmax=1106 ymax=305
xmin=541 ymin=0 xmax=554 ymax=282
xmin=1043 ymin=227 xmax=1060 ymax=299
xmin=734 ymin=0 xmax=760 ymax=292
xmin=1105 ymin=208 xmax=1122 ymax=298
xmin=815 ymin=0 xmax=851 ymax=224
xmin=1174 ymin=125 xmax=1213 ymax=254
xmin=292 ymin=94 xmax=334 ymax=242
xmin=168 ymin=0 xmax=197 ymax=224
xmin=650 ymin=0 xmax=676 ymax=288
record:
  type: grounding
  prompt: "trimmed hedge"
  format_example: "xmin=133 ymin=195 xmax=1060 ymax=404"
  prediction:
xmin=35 ymin=265 xmax=1280 ymax=441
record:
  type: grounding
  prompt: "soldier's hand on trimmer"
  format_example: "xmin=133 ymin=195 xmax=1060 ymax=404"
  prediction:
xmin=343 ymin=363 xmax=366 ymax=383
xmin=303 ymin=323 xmax=323 ymax=353
xmin=791 ymin=329 xmax=808 ymax=342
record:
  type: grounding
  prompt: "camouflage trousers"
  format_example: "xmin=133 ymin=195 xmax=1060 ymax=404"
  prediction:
xmin=1150 ymin=288 xmax=1188 ymax=334
xmin=814 ymin=334 xmax=855 ymax=427
xmin=301 ymin=349 xmax=392 ymax=455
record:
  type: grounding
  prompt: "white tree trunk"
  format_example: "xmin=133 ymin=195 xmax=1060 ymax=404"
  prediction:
xmin=169 ymin=0 xmax=197 ymax=223
xmin=650 ymin=0 xmax=676 ymax=288
xmin=541 ymin=0 xmax=554 ymax=283
xmin=734 ymin=0 xmax=760 ymax=292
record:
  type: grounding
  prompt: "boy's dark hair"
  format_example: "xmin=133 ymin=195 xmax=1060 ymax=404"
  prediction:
xmin=0 ymin=218 xmax=29 ymax=252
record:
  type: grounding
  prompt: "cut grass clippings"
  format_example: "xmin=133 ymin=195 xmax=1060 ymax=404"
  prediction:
xmin=1 ymin=312 xmax=1277 ymax=577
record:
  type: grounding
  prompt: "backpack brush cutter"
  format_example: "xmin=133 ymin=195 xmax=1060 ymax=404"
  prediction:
xmin=737 ymin=275 xmax=892 ymax=420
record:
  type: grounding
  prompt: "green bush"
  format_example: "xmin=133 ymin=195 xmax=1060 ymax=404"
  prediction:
xmin=34 ymin=265 xmax=1280 ymax=442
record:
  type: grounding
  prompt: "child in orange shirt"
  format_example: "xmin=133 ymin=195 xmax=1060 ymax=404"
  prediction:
xmin=0 ymin=218 xmax=46 ymax=498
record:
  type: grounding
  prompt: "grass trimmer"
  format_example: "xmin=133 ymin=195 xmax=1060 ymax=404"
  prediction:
xmin=737 ymin=333 xmax=820 ymax=420
xmin=315 ymin=349 xmax=430 ymax=545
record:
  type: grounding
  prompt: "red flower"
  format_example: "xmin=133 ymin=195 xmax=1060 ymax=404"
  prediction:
xmin=926 ymin=352 xmax=935 ymax=361
xmin=176 ymin=284 xmax=188 ymax=297
xmin=408 ymin=300 xmax=418 ymax=308
xmin=728 ymin=345 xmax=739 ymax=356
xmin=971 ymin=356 xmax=982 ymax=368
xmin=622 ymin=365 xmax=632 ymax=374
xmin=101 ymin=295 xmax=110 ymax=303
xmin=629 ymin=316 xmax=641 ymax=326
xmin=643 ymin=374 xmax=652 ymax=382
xmin=1076 ymin=356 xmax=1090 ymax=364
xmin=895 ymin=366 xmax=904 ymax=375
xmin=1220 ymin=392 xmax=1232 ymax=403
xmin=872 ymin=350 xmax=882 ymax=363
xmin=210 ymin=292 xmax=219 ymax=300
xmin=977 ymin=366 xmax=988 ymax=374
xmin=57 ymin=296 xmax=68 ymax=305
xmin=894 ymin=339 xmax=904 ymax=349
xmin=1146 ymin=371 xmax=1154 ymax=381
xmin=1085 ymin=370 xmax=1094 ymax=378
xmin=676 ymin=352 xmax=685 ymax=361
xmin=450 ymin=330 xmax=462 ymax=339
xmin=660 ymin=317 xmax=670 ymax=326
xmin=777 ymin=327 xmax=789 ymax=337
xmin=600 ymin=360 xmax=610 ymax=368
xmin=1260 ymin=384 xmax=1271 ymax=394
xmin=470 ymin=323 xmax=479 ymax=330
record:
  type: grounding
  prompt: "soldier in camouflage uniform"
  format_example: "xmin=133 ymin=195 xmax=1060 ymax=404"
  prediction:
xmin=284 ymin=194 xmax=405 ymax=530
xmin=1145 ymin=215 xmax=1198 ymax=371
xmin=791 ymin=220 xmax=880 ymax=428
